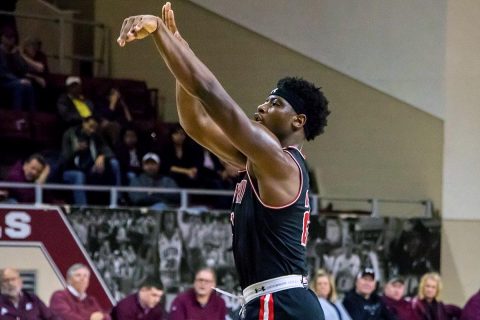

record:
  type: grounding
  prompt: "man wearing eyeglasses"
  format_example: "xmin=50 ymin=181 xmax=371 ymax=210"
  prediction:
xmin=169 ymin=268 xmax=226 ymax=320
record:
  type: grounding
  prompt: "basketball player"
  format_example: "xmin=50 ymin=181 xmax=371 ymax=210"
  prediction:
xmin=117 ymin=3 xmax=330 ymax=319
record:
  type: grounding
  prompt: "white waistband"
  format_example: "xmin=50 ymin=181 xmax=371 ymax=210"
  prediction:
xmin=242 ymin=275 xmax=307 ymax=304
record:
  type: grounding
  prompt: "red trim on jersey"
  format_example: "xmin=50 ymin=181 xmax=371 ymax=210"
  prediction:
xmin=246 ymin=148 xmax=303 ymax=209
xmin=283 ymin=145 xmax=306 ymax=159
xmin=258 ymin=294 xmax=274 ymax=320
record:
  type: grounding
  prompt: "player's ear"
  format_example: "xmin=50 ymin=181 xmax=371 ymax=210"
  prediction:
xmin=292 ymin=114 xmax=306 ymax=129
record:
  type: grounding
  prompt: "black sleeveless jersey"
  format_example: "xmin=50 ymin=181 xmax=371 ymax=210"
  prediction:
xmin=230 ymin=146 xmax=311 ymax=290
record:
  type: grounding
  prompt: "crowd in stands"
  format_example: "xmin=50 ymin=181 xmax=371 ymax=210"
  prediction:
xmin=2 ymin=264 xmax=480 ymax=320
xmin=0 ymin=25 xmax=241 ymax=208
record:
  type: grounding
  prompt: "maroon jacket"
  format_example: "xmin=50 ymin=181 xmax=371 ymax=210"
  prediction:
xmin=0 ymin=290 xmax=60 ymax=320
xmin=461 ymin=290 xmax=480 ymax=320
xmin=5 ymin=161 xmax=35 ymax=203
xmin=381 ymin=295 xmax=420 ymax=320
xmin=412 ymin=297 xmax=462 ymax=320
xmin=50 ymin=288 xmax=111 ymax=320
xmin=169 ymin=288 xmax=226 ymax=320
xmin=111 ymin=292 xmax=163 ymax=320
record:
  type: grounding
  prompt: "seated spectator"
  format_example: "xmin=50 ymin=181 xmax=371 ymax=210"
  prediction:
xmin=0 ymin=267 xmax=60 ymax=319
xmin=111 ymin=277 xmax=164 ymax=320
xmin=115 ymin=127 xmax=144 ymax=184
xmin=96 ymin=88 xmax=133 ymax=147
xmin=50 ymin=263 xmax=111 ymax=320
xmin=21 ymin=36 xmax=48 ymax=108
xmin=0 ymin=27 xmax=34 ymax=110
xmin=381 ymin=276 xmax=419 ymax=320
xmin=1 ymin=153 xmax=50 ymax=203
xmin=128 ymin=152 xmax=178 ymax=209
xmin=196 ymin=147 xmax=224 ymax=189
xmin=461 ymin=289 xmax=480 ymax=320
xmin=342 ymin=268 xmax=395 ymax=320
xmin=160 ymin=124 xmax=201 ymax=188
xmin=412 ymin=272 xmax=462 ymax=320
xmin=169 ymin=267 xmax=226 ymax=320
xmin=61 ymin=116 xmax=121 ymax=205
xmin=310 ymin=269 xmax=351 ymax=320
xmin=57 ymin=76 xmax=95 ymax=127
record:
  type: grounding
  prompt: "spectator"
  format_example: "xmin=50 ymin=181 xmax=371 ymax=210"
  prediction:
xmin=169 ymin=267 xmax=226 ymax=320
xmin=21 ymin=37 xmax=48 ymax=109
xmin=50 ymin=263 xmax=111 ymax=320
xmin=0 ymin=267 xmax=60 ymax=320
xmin=61 ymin=116 xmax=121 ymax=205
xmin=160 ymin=124 xmax=201 ymax=188
xmin=310 ymin=269 xmax=351 ymax=320
xmin=115 ymin=127 xmax=144 ymax=185
xmin=158 ymin=210 xmax=183 ymax=292
xmin=342 ymin=268 xmax=395 ymax=320
xmin=196 ymin=147 xmax=224 ymax=189
xmin=128 ymin=152 xmax=178 ymax=209
xmin=111 ymin=277 xmax=164 ymax=320
xmin=96 ymin=88 xmax=133 ymax=147
xmin=0 ymin=1 xmax=18 ymax=40
xmin=381 ymin=276 xmax=419 ymax=320
xmin=2 ymin=153 xmax=50 ymax=203
xmin=461 ymin=289 xmax=480 ymax=320
xmin=412 ymin=272 xmax=462 ymax=320
xmin=0 ymin=26 xmax=35 ymax=110
xmin=332 ymin=238 xmax=361 ymax=293
xmin=57 ymin=76 xmax=95 ymax=127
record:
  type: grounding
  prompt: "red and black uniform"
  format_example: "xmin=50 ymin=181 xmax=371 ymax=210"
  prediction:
xmin=231 ymin=146 xmax=324 ymax=320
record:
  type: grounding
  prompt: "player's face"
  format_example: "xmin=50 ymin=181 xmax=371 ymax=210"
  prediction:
xmin=423 ymin=278 xmax=438 ymax=300
xmin=68 ymin=267 xmax=90 ymax=294
xmin=1 ymin=269 xmax=23 ymax=298
xmin=140 ymin=287 xmax=163 ymax=308
xmin=255 ymin=95 xmax=297 ymax=138
xmin=315 ymin=276 xmax=331 ymax=299
xmin=194 ymin=270 xmax=215 ymax=298
xmin=384 ymin=282 xmax=405 ymax=301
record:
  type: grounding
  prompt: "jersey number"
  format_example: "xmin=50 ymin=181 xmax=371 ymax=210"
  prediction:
xmin=301 ymin=211 xmax=310 ymax=246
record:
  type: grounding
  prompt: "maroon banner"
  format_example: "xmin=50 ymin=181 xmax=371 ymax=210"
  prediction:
xmin=0 ymin=205 xmax=114 ymax=309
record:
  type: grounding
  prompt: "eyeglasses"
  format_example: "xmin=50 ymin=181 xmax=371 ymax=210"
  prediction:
xmin=195 ymin=278 xmax=214 ymax=283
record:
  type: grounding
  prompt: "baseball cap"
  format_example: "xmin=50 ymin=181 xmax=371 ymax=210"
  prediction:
xmin=142 ymin=152 xmax=160 ymax=164
xmin=65 ymin=76 xmax=81 ymax=86
xmin=358 ymin=267 xmax=376 ymax=280
xmin=387 ymin=276 xmax=405 ymax=285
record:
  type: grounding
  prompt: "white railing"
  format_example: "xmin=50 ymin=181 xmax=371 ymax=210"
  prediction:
xmin=0 ymin=181 xmax=433 ymax=217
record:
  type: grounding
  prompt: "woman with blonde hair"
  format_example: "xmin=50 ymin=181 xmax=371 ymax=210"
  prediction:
xmin=310 ymin=269 xmax=351 ymax=320
xmin=412 ymin=272 xmax=462 ymax=320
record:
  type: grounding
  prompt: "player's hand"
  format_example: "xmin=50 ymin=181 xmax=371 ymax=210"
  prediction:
xmin=162 ymin=2 xmax=190 ymax=49
xmin=117 ymin=15 xmax=160 ymax=47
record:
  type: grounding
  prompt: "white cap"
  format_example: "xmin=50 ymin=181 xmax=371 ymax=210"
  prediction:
xmin=142 ymin=152 xmax=160 ymax=164
xmin=65 ymin=76 xmax=81 ymax=86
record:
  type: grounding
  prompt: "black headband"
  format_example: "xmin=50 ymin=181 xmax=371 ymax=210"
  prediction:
xmin=270 ymin=87 xmax=309 ymax=137
xmin=270 ymin=87 xmax=306 ymax=116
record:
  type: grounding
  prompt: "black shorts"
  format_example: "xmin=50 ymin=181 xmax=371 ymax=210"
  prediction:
xmin=239 ymin=287 xmax=325 ymax=320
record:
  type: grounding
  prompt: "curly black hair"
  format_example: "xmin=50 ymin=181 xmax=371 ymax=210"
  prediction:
xmin=276 ymin=77 xmax=330 ymax=141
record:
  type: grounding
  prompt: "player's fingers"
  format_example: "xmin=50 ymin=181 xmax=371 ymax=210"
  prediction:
xmin=117 ymin=17 xmax=133 ymax=46
xmin=167 ymin=9 xmax=178 ymax=34
xmin=162 ymin=4 xmax=166 ymax=22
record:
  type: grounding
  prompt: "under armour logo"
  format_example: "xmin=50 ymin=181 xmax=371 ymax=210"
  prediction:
xmin=254 ymin=286 xmax=266 ymax=293
xmin=1 ymin=307 xmax=7 ymax=315
xmin=270 ymin=88 xmax=278 ymax=95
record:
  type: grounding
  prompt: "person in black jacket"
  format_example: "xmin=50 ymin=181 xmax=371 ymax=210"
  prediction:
xmin=342 ymin=268 xmax=395 ymax=320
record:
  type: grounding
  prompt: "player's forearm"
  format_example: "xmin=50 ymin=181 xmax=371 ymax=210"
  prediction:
xmin=176 ymin=81 xmax=209 ymax=135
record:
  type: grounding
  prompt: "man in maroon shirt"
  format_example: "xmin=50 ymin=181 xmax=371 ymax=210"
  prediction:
xmin=381 ymin=277 xmax=419 ymax=320
xmin=111 ymin=278 xmax=164 ymax=320
xmin=50 ymin=263 xmax=111 ymax=320
xmin=1 ymin=153 xmax=50 ymax=203
xmin=461 ymin=289 xmax=480 ymax=320
xmin=169 ymin=268 xmax=226 ymax=320
xmin=0 ymin=267 xmax=60 ymax=320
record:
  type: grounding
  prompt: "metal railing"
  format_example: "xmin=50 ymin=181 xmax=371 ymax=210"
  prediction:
xmin=0 ymin=181 xmax=433 ymax=217
xmin=0 ymin=10 xmax=110 ymax=75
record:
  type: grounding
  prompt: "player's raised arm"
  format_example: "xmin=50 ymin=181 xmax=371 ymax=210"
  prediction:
xmin=162 ymin=4 xmax=246 ymax=168
xmin=117 ymin=3 xmax=288 ymax=173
